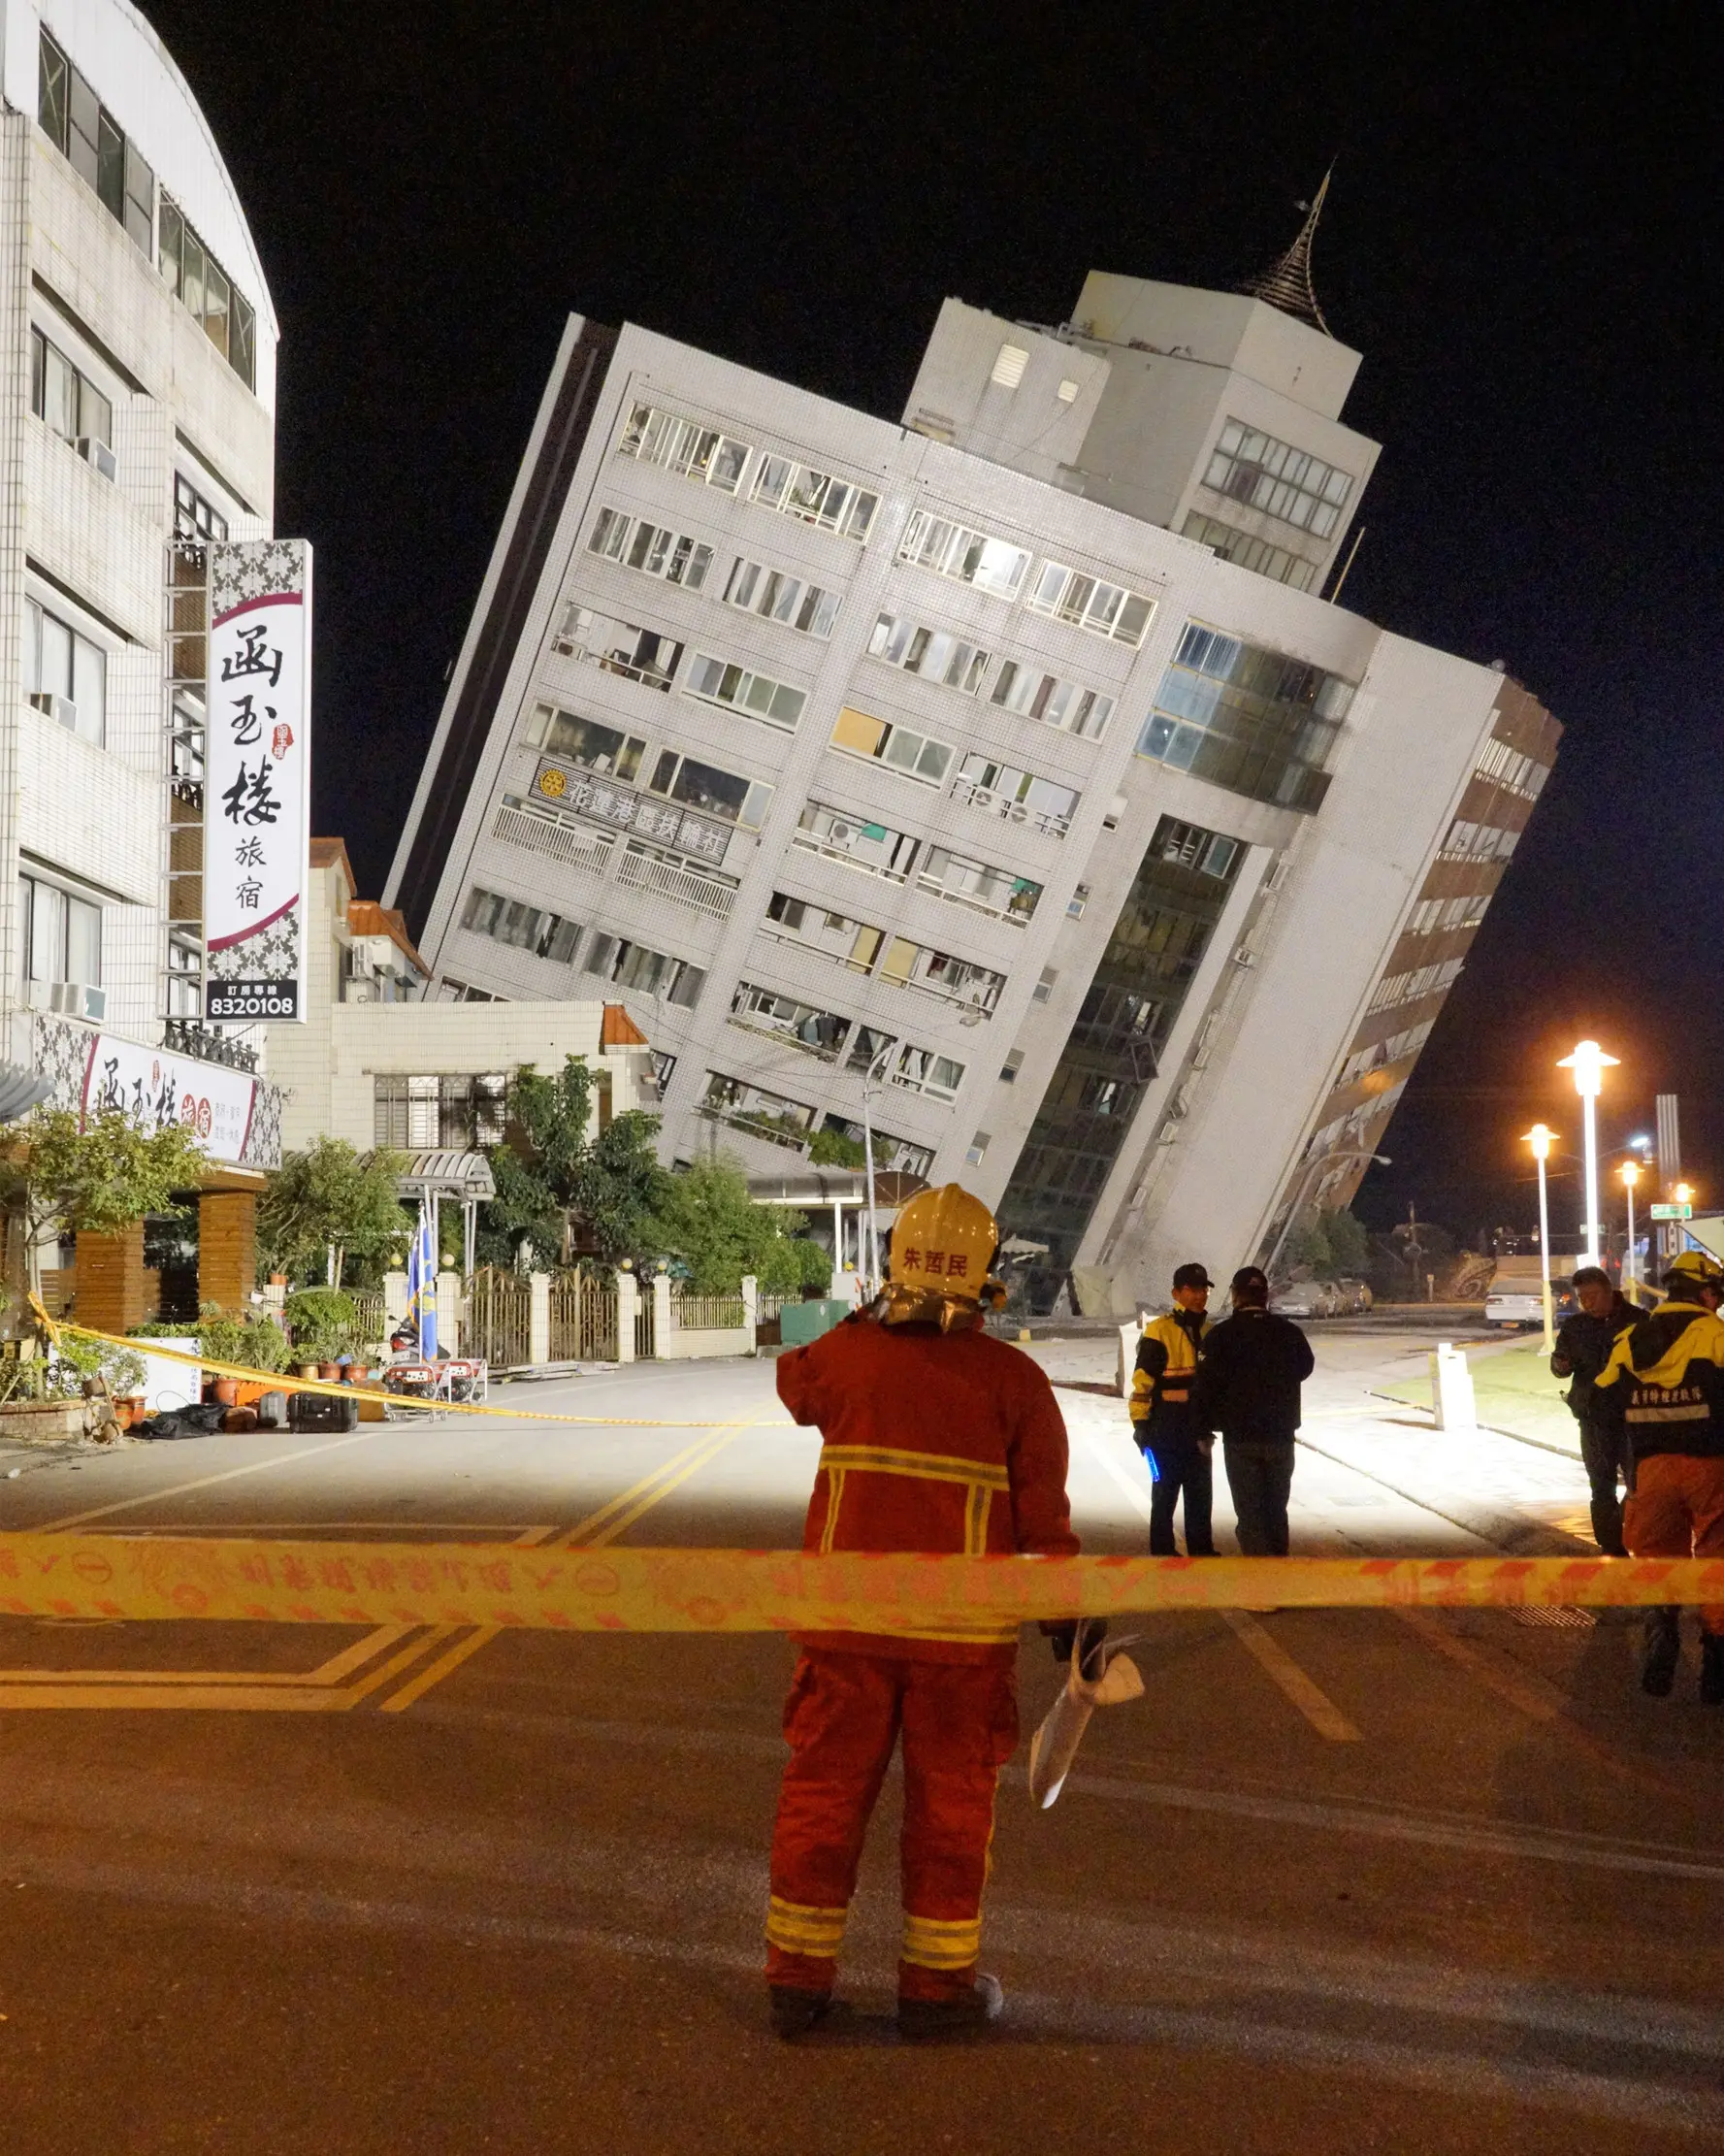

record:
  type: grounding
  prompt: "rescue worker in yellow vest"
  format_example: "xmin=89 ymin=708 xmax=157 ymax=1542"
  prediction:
xmin=1596 ymin=1249 xmax=1724 ymax=1701
xmin=1129 ymin=1263 xmax=1218 ymax=1556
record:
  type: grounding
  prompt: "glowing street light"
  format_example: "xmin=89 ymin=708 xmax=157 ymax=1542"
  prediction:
xmin=1557 ymin=1039 xmax=1620 ymax=1267
xmin=1523 ymin=1123 xmax=1559 ymax=1351
xmin=1621 ymin=1158 xmax=1641 ymax=1295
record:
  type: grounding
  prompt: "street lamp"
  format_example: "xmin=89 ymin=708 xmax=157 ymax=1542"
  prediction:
xmin=1556 ymin=1039 xmax=1620 ymax=1267
xmin=859 ymin=1039 xmax=895 ymax=1294
xmin=1523 ymin=1123 xmax=1558 ymax=1351
xmin=1620 ymin=1159 xmax=1640 ymax=1296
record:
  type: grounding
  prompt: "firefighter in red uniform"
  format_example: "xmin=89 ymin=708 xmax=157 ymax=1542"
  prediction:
xmin=764 ymin=1184 xmax=1080 ymax=2040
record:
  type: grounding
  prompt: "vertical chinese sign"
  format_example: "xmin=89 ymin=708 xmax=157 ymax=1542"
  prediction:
xmin=203 ymin=540 xmax=312 ymax=1022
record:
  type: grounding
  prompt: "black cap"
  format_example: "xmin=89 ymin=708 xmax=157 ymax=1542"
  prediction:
xmin=1172 ymin=1263 xmax=1214 ymax=1290
xmin=1230 ymin=1266 xmax=1270 ymax=1295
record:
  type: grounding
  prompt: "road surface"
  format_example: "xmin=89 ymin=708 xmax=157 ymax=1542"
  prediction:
xmin=2 ymin=1325 xmax=1721 ymax=2153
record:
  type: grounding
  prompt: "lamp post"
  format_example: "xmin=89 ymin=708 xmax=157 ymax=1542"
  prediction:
xmin=1524 ymin=1123 xmax=1558 ymax=1352
xmin=1621 ymin=1159 xmax=1640 ymax=1296
xmin=1557 ymin=1039 xmax=1620 ymax=1267
xmin=1675 ymin=1181 xmax=1695 ymax=1262
xmin=859 ymin=1039 xmax=894 ymax=1295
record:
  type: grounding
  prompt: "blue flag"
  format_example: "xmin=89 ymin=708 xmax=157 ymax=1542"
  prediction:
xmin=405 ymin=1208 xmax=438 ymax=1356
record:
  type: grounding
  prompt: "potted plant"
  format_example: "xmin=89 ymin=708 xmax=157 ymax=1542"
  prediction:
xmin=283 ymin=1289 xmax=357 ymax=1380
xmin=195 ymin=1306 xmax=288 ymax=1404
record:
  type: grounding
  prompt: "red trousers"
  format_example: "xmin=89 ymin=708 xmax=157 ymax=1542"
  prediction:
xmin=1624 ymin=1453 xmax=1724 ymax=1633
xmin=765 ymin=1648 xmax=1019 ymax=2002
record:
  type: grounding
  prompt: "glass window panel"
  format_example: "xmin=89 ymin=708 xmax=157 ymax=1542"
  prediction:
xmin=67 ymin=896 xmax=101 ymax=984
xmin=158 ymin=199 xmax=183 ymax=297
xmin=232 ymin=290 xmax=257 ymax=389
xmin=67 ymin=67 xmax=100 ymax=188
xmin=831 ymin=706 xmax=887 ymax=757
xmin=39 ymin=611 xmax=73 ymax=699
xmin=96 ymin=108 xmax=125 ymax=219
xmin=71 ymin=634 xmax=105 ymax=743
xmin=181 ymin=230 xmax=206 ymax=323
xmin=123 ymin=140 xmax=154 ymax=251
xmin=202 ymin=259 xmax=230 ymax=358
xmin=29 ymin=880 xmax=66 ymax=981
xmin=38 ymin=34 xmax=70 ymax=150
xmin=79 ymin=377 xmax=113 ymax=448
xmin=43 ymin=344 xmax=78 ymax=441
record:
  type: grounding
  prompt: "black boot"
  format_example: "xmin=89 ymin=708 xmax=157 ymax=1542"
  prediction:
xmin=897 ymin=1973 xmax=1004 ymax=2040
xmin=1641 ymin=1607 xmax=1680 ymax=1698
xmin=1701 ymin=1635 xmax=1724 ymax=1708
xmin=769 ymin=1985 xmax=835 ymax=2040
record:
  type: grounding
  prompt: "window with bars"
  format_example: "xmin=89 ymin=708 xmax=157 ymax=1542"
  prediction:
xmin=374 ymin=1074 xmax=508 ymax=1151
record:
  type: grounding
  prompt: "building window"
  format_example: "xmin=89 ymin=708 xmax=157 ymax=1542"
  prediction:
xmin=751 ymin=456 xmax=878 ymax=541
xmin=724 ymin=559 xmax=840 ymax=637
xmin=1180 ymin=511 xmax=1317 ymax=592
xmin=685 ymin=652 xmax=806 ymax=733
xmin=649 ymin=750 xmax=774 ymax=829
xmin=1405 ymin=894 xmax=1486 ymax=938
xmin=1153 ymin=819 xmax=1242 ymax=879
xmin=166 ymin=934 xmax=201 ymax=1017
xmin=436 ymin=978 xmax=506 ymax=1004
xmin=1439 ymin=817 xmax=1518 ymax=865
xmin=877 ymin=938 xmax=1005 ymax=1016
xmin=868 ymin=613 xmax=991 ymax=694
xmin=584 ymin=934 xmax=705 ymax=1008
xmin=991 ymin=343 xmax=1029 ymax=388
xmin=1025 ymin=562 xmax=1155 ymax=645
xmin=460 ymin=886 xmax=580 ymax=964
xmin=25 ymin=598 xmax=106 ymax=746
xmin=618 ymin=403 xmax=750 ymax=492
xmin=1032 ymin=967 xmax=1057 ymax=1005
xmin=891 ymin=1044 xmax=967 ymax=1102
xmin=374 ymin=1074 xmax=508 ymax=1151
xmin=158 ymin=198 xmax=256 ymax=391
xmin=990 ymin=660 xmax=1114 ymax=738
xmin=587 ymin=506 xmax=713 ymax=590
xmin=1202 ymin=420 xmax=1354 ymax=539
xmin=30 ymin=328 xmax=114 ymax=474
xmin=1474 ymin=736 xmax=1547 ymax=800
xmin=1338 ymin=1020 xmax=1435 ymax=1091
xmin=1137 ymin=621 xmax=1354 ymax=814
xmin=898 ymin=511 xmax=1030 ymax=600
xmin=829 ymin=705 xmax=954 ymax=785
xmin=966 ymin=1130 xmax=992 ymax=1165
xmin=730 ymin=983 xmax=853 ymax=1060
xmin=997 ymin=812 xmax=1246 ymax=1298
xmin=552 ymin=602 xmax=684 ymax=691
xmin=523 ymin=702 xmax=645 ymax=779
xmin=951 ymin=752 xmax=1079 ymax=837
xmin=817 ymin=1113 xmax=933 ymax=1179
xmin=174 ymin=473 xmax=229 ymax=541
xmin=699 ymin=1072 xmax=818 ymax=1150
xmin=763 ymin=893 xmax=885 ymax=973
xmin=1366 ymin=958 xmax=1464 ymax=1017
xmin=38 ymin=30 xmax=154 ymax=253
xmin=915 ymin=847 xmax=1042 ymax=925
xmin=20 ymin=873 xmax=102 ymax=990
xmin=792 ymin=802 xmax=919 ymax=882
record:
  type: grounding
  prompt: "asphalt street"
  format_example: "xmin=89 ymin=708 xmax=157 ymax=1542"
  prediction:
xmin=2 ymin=1326 xmax=1722 ymax=2154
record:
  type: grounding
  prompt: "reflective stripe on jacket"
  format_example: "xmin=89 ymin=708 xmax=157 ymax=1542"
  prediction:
xmin=1130 ymin=1309 xmax=1208 ymax=1433
xmin=1597 ymin=1297 xmax=1724 ymax=1459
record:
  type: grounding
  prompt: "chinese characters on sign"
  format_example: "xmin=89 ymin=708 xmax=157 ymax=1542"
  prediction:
xmin=532 ymin=759 xmax=732 ymax=865
xmin=79 ymin=1033 xmax=256 ymax=1164
xmin=203 ymin=542 xmax=311 ymax=1022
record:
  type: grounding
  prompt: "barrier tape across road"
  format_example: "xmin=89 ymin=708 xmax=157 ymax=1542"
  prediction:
xmin=2 ymin=1540 xmax=1722 ymax=1629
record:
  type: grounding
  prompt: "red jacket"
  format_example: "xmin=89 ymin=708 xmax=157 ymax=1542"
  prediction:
xmin=776 ymin=1315 xmax=1079 ymax=1662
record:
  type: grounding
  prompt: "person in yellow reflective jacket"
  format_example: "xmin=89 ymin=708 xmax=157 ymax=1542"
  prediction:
xmin=1129 ymin=1263 xmax=1218 ymax=1556
xmin=1596 ymin=1249 xmax=1724 ymax=1701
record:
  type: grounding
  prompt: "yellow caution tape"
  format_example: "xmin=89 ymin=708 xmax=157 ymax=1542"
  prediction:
xmin=1 ymin=1540 xmax=1721 ymax=1629
xmin=27 ymin=1307 xmax=740 ymax=1428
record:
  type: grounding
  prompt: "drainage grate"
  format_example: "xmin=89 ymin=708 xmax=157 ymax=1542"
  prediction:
xmin=1510 ymin=1606 xmax=1596 ymax=1629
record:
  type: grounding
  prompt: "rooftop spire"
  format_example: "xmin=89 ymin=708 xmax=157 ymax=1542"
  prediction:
xmin=1240 ymin=167 xmax=1333 ymax=335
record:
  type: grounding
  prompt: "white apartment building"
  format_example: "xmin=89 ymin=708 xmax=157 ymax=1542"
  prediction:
xmin=268 ymin=837 xmax=655 ymax=1157
xmin=0 ymin=1 xmax=285 ymax=1178
xmin=387 ymin=213 xmax=1559 ymax=1314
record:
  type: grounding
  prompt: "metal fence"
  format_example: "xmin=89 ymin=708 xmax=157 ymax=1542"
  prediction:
xmin=671 ymin=1292 xmax=748 ymax=1332
xmin=548 ymin=1271 xmax=618 ymax=1362
xmin=634 ymin=1294 xmax=656 ymax=1360
xmin=466 ymin=1267 xmax=531 ymax=1369
xmin=350 ymin=1290 xmax=385 ymax=1348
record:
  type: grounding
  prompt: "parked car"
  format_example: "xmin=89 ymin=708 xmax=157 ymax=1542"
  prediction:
xmin=1484 ymin=1273 xmax=1577 ymax=1329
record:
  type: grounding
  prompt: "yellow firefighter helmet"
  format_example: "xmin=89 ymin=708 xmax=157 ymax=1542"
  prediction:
xmin=888 ymin=1184 xmax=998 ymax=1300
xmin=1667 ymin=1249 xmax=1724 ymax=1289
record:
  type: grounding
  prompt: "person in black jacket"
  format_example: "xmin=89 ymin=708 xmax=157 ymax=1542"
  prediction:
xmin=1549 ymin=1265 xmax=1640 ymax=1555
xmin=1193 ymin=1266 xmax=1316 ymax=1556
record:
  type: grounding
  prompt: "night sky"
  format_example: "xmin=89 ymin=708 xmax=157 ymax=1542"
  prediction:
xmin=141 ymin=1 xmax=1722 ymax=1246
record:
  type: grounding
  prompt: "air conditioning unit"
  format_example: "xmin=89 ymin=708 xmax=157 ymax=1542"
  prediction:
xmin=47 ymin=981 xmax=102 ymax=1021
xmin=343 ymin=978 xmax=376 ymax=1004
xmin=27 ymin=691 xmax=79 ymax=731
xmin=76 ymin=437 xmax=117 ymax=482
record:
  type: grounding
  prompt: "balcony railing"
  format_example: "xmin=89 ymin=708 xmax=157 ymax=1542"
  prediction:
xmin=913 ymin=871 xmax=1038 ymax=928
xmin=163 ymin=1018 xmax=258 ymax=1072
xmin=615 ymin=847 xmax=736 ymax=917
xmin=788 ymin=830 xmax=911 ymax=884
xmin=493 ymin=801 xmax=617 ymax=879
xmin=696 ymin=1104 xmax=812 ymax=1153
xmin=949 ymin=776 xmax=1072 ymax=838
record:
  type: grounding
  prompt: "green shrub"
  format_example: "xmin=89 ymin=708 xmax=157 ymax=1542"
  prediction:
xmin=283 ymin=1288 xmax=357 ymax=1358
xmin=49 ymin=1331 xmax=147 ymax=1399
xmin=196 ymin=1306 xmax=289 ymax=1373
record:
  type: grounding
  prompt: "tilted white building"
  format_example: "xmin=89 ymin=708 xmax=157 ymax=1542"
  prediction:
xmin=0 ymin=0 xmax=285 ymax=1160
xmin=386 ymin=208 xmax=1559 ymax=1313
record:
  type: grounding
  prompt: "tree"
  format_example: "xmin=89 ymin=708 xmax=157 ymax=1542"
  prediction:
xmin=0 ymin=1107 xmax=210 ymax=1297
xmin=478 ymin=1057 xmax=671 ymax=1266
xmin=257 ymin=1138 xmax=409 ymax=1287
xmin=1324 ymin=1209 xmax=1370 ymax=1278
xmin=644 ymin=1158 xmax=828 ymax=1294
